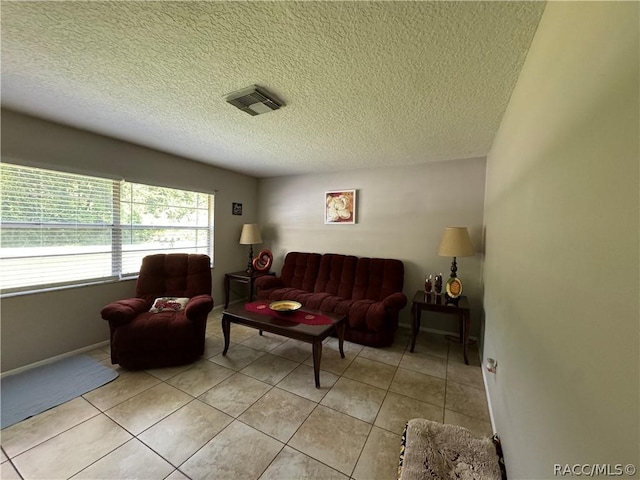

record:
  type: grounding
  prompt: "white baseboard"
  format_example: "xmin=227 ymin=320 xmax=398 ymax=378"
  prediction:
xmin=481 ymin=362 xmax=497 ymax=434
xmin=1 ymin=340 xmax=110 ymax=378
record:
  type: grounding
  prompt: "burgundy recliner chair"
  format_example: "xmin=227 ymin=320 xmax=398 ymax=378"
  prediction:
xmin=101 ymin=254 xmax=213 ymax=369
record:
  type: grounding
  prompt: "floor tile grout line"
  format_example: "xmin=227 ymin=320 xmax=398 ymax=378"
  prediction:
xmin=2 ymin=408 xmax=104 ymax=461
xmin=347 ymin=342 xmax=407 ymax=479
xmin=3 ymin=455 xmax=25 ymax=480
xmin=67 ymin=434 xmax=141 ymax=479
xmin=166 ymin=467 xmax=192 ymax=480
xmin=83 ymin=372 xmax=164 ymax=413
xmin=254 ymin=442 xmax=287 ymax=480
xmin=284 ymin=443 xmax=352 ymax=479
xmin=228 ymin=381 xmax=278 ymax=419
xmin=347 ymin=409 xmax=377 ymax=479
xmin=234 ymin=393 xmax=316 ymax=445
xmin=4 ymin=325 xmax=489 ymax=479
xmin=94 ymin=376 xmax=225 ymax=474
xmin=368 ymin=379 xmax=398 ymax=430
xmin=230 ymin=398 xmax=323 ymax=476
xmin=176 ymin=398 xmax=347 ymax=479
xmin=443 ymin=336 xmax=451 ymax=417
xmin=130 ymin=399 xmax=217 ymax=474
xmin=170 ymin=418 xmax=241 ymax=475
xmin=286 ymin=402 xmax=362 ymax=478
xmin=236 ymin=338 xmax=398 ymax=477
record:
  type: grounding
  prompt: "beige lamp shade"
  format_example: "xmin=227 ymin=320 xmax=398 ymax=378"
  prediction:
xmin=438 ymin=227 xmax=474 ymax=257
xmin=239 ymin=223 xmax=262 ymax=245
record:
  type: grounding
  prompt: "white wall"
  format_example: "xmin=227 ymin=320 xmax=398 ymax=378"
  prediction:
xmin=258 ymin=158 xmax=486 ymax=335
xmin=483 ymin=3 xmax=639 ymax=478
xmin=1 ymin=110 xmax=258 ymax=371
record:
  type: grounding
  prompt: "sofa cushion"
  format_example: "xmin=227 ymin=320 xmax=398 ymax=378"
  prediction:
xmin=136 ymin=254 xmax=212 ymax=302
xmin=280 ymin=252 xmax=322 ymax=291
xmin=254 ymin=275 xmax=283 ymax=292
xmin=101 ymin=298 xmax=149 ymax=325
xmin=313 ymin=253 xmax=358 ymax=298
xmin=304 ymin=292 xmax=334 ymax=310
xmin=113 ymin=311 xmax=199 ymax=354
xmin=263 ymin=287 xmax=313 ymax=304
xmin=349 ymin=299 xmax=388 ymax=332
xmin=352 ymin=257 xmax=404 ymax=301
xmin=319 ymin=297 xmax=354 ymax=316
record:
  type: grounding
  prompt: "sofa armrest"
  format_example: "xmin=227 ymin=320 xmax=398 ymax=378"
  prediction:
xmin=101 ymin=298 xmax=148 ymax=326
xmin=382 ymin=292 xmax=408 ymax=311
xmin=185 ymin=294 xmax=214 ymax=319
xmin=254 ymin=275 xmax=283 ymax=291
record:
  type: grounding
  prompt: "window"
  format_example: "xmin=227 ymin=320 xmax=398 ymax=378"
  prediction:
xmin=0 ymin=163 xmax=214 ymax=294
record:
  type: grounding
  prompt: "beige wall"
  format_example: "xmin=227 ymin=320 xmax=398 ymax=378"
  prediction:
xmin=1 ymin=110 xmax=258 ymax=371
xmin=1 ymin=111 xmax=486 ymax=371
xmin=258 ymin=158 xmax=486 ymax=334
xmin=483 ymin=2 xmax=639 ymax=477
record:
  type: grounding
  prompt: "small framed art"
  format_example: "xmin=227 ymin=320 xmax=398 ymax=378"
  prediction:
xmin=325 ymin=190 xmax=356 ymax=224
xmin=232 ymin=202 xmax=243 ymax=215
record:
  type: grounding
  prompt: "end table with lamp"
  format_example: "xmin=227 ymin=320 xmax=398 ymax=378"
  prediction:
xmin=411 ymin=226 xmax=475 ymax=363
xmin=410 ymin=291 xmax=471 ymax=364
xmin=226 ymin=223 xmax=274 ymax=308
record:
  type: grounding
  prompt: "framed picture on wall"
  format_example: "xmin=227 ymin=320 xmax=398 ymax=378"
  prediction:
xmin=325 ymin=190 xmax=356 ymax=224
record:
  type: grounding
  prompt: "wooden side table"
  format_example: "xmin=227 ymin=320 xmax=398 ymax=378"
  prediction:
xmin=410 ymin=290 xmax=471 ymax=365
xmin=224 ymin=270 xmax=274 ymax=308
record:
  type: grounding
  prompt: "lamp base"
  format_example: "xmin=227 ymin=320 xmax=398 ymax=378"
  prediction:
xmin=246 ymin=245 xmax=254 ymax=275
xmin=449 ymin=256 xmax=458 ymax=278
xmin=444 ymin=293 xmax=459 ymax=306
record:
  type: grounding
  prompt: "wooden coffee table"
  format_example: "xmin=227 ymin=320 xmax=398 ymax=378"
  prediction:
xmin=221 ymin=303 xmax=346 ymax=388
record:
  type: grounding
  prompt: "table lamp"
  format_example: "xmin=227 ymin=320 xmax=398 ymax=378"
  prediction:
xmin=438 ymin=227 xmax=474 ymax=301
xmin=239 ymin=223 xmax=262 ymax=274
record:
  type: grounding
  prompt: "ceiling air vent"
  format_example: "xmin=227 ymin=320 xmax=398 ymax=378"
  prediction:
xmin=225 ymin=85 xmax=283 ymax=116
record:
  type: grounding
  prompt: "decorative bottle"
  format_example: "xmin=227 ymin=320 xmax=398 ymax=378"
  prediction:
xmin=434 ymin=273 xmax=443 ymax=294
xmin=424 ymin=274 xmax=433 ymax=293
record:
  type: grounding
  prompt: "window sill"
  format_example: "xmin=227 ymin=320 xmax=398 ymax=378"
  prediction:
xmin=0 ymin=276 xmax=139 ymax=299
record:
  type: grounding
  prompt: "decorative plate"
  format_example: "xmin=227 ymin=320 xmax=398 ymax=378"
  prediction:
xmin=445 ymin=277 xmax=463 ymax=298
xmin=269 ymin=300 xmax=302 ymax=314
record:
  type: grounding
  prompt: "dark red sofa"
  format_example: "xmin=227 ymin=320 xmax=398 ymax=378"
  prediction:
xmin=254 ymin=252 xmax=407 ymax=347
xmin=101 ymin=254 xmax=213 ymax=369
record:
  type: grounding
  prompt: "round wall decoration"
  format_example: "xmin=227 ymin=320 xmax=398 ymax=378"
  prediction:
xmin=252 ymin=249 xmax=273 ymax=272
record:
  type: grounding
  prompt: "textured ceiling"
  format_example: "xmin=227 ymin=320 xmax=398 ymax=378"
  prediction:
xmin=1 ymin=1 xmax=546 ymax=178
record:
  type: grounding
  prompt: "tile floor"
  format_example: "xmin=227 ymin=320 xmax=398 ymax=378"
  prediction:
xmin=1 ymin=310 xmax=491 ymax=480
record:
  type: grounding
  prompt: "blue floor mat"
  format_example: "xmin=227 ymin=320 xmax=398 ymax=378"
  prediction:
xmin=1 ymin=354 xmax=118 ymax=429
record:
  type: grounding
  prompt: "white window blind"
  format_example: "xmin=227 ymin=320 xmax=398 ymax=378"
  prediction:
xmin=119 ymin=181 xmax=213 ymax=275
xmin=0 ymin=163 xmax=214 ymax=294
